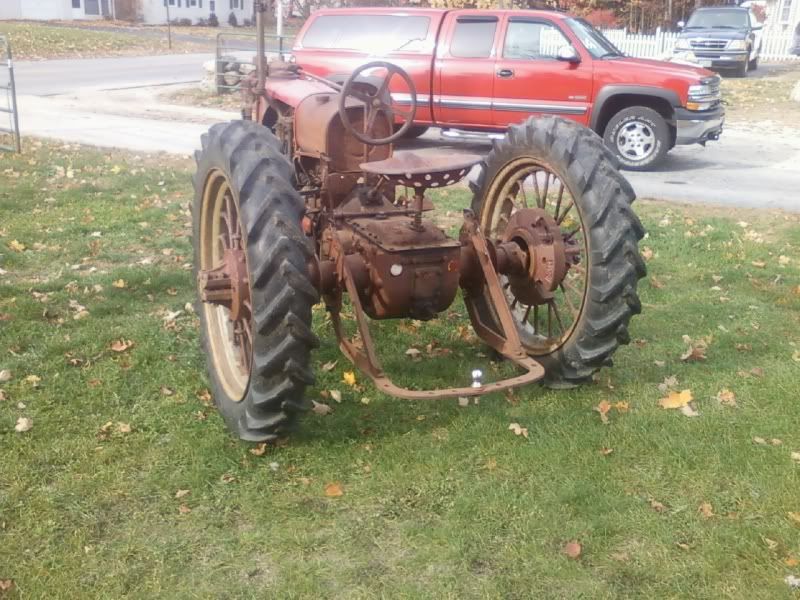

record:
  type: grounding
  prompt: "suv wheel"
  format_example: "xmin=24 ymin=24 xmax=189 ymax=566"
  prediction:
xmin=748 ymin=48 xmax=759 ymax=71
xmin=734 ymin=53 xmax=749 ymax=77
xmin=603 ymin=106 xmax=670 ymax=171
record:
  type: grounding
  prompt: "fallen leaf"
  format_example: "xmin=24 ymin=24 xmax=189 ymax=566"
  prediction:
xmin=750 ymin=367 xmax=764 ymax=378
xmin=175 ymin=489 xmax=190 ymax=499
xmin=649 ymin=498 xmax=666 ymax=512
xmin=595 ymin=400 xmax=612 ymax=424
xmin=8 ymin=239 xmax=26 ymax=252
xmin=312 ymin=401 xmax=333 ymax=416
xmin=321 ymin=360 xmax=337 ymax=372
xmin=680 ymin=404 xmax=700 ymax=417
xmin=614 ymin=401 xmax=630 ymax=413
xmin=457 ymin=396 xmax=470 ymax=407
xmin=753 ymin=437 xmax=767 ymax=445
xmin=654 ymin=360 xmax=665 ymax=367
xmin=649 ymin=276 xmax=665 ymax=289
xmin=658 ymin=375 xmax=679 ymax=394
xmin=676 ymin=542 xmax=691 ymax=551
xmin=751 ymin=260 xmax=766 ymax=269
xmin=658 ymin=389 xmax=693 ymax=409
xmin=178 ymin=504 xmax=192 ymax=515
xmin=764 ymin=537 xmax=779 ymax=550
xmin=24 ymin=374 xmax=41 ymax=387
xmin=360 ymin=396 xmax=370 ymax=405
xmin=0 ymin=580 xmax=14 ymax=592
xmin=771 ymin=438 xmax=783 ymax=446
xmin=343 ymin=371 xmax=357 ymax=387
xmin=680 ymin=335 xmax=707 ymax=362
xmin=14 ymin=417 xmax=33 ymax=433
xmin=787 ymin=575 xmax=800 ymax=589
xmin=324 ymin=482 xmax=344 ymax=497
xmin=220 ymin=473 xmax=237 ymax=484
xmin=785 ymin=557 xmax=800 ymax=567
xmin=641 ymin=247 xmax=654 ymax=261
xmin=329 ymin=390 xmax=342 ymax=403
xmin=508 ymin=422 xmax=529 ymax=438
xmin=788 ymin=512 xmax=800 ymax=525
xmin=716 ymin=389 xmax=737 ymax=407
xmin=160 ymin=386 xmax=174 ymax=396
xmin=0 ymin=370 xmax=11 ymax=383
xmin=563 ymin=541 xmax=582 ymax=559
xmin=699 ymin=502 xmax=714 ymax=518
xmin=116 ymin=422 xmax=132 ymax=434
xmin=405 ymin=348 xmax=422 ymax=359
xmin=110 ymin=339 xmax=134 ymax=353
xmin=250 ymin=443 xmax=268 ymax=456
xmin=791 ymin=451 xmax=800 ymax=463
xmin=112 ymin=279 xmax=127 ymax=288
xmin=599 ymin=447 xmax=614 ymax=456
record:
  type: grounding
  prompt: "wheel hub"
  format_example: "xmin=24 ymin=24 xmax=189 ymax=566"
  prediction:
xmin=198 ymin=246 xmax=250 ymax=322
xmin=501 ymin=208 xmax=568 ymax=306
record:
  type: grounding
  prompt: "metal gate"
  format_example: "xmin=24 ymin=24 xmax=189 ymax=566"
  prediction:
xmin=215 ymin=32 xmax=292 ymax=94
xmin=0 ymin=35 xmax=21 ymax=154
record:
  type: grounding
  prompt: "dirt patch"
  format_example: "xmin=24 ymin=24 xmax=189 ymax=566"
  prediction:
xmin=160 ymin=86 xmax=242 ymax=113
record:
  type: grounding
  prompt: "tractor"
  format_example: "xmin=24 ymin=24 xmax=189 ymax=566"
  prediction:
xmin=192 ymin=5 xmax=646 ymax=441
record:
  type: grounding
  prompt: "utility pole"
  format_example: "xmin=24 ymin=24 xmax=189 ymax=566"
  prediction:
xmin=166 ymin=1 xmax=172 ymax=50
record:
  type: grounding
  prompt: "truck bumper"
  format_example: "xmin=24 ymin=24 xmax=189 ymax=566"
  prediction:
xmin=674 ymin=107 xmax=725 ymax=146
xmin=673 ymin=50 xmax=748 ymax=70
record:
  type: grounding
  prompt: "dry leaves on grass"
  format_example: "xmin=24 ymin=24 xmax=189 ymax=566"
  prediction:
xmin=343 ymin=371 xmax=357 ymax=387
xmin=716 ymin=389 xmax=737 ymax=407
xmin=14 ymin=417 xmax=33 ymax=433
xmin=699 ymin=502 xmax=715 ymax=518
xmin=658 ymin=389 xmax=693 ymax=409
xmin=680 ymin=334 xmax=709 ymax=362
xmin=97 ymin=421 xmax=133 ymax=440
xmin=110 ymin=339 xmax=134 ymax=353
xmin=312 ymin=401 xmax=333 ymax=416
xmin=324 ymin=482 xmax=344 ymax=497
xmin=175 ymin=489 xmax=190 ymax=499
xmin=328 ymin=390 xmax=342 ymax=403
xmin=0 ymin=580 xmax=15 ymax=593
xmin=791 ymin=451 xmax=800 ymax=463
xmin=112 ymin=279 xmax=127 ymax=288
xmin=787 ymin=512 xmax=800 ymax=526
xmin=0 ymin=370 xmax=11 ymax=383
xmin=320 ymin=360 xmax=337 ymax=372
xmin=508 ymin=422 xmax=529 ymax=438
xmin=563 ymin=541 xmax=582 ymax=559
xmin=178 ymin=504 xmax=192 ymax=515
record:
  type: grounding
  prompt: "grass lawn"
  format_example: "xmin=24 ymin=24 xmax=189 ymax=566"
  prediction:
xmin=0 ymin=21 xmax=207 ymax=60
xmin=1 ymin=140 xmax=799 ymax=599
xmin=722 ymin=63 xmax=800 ymax=128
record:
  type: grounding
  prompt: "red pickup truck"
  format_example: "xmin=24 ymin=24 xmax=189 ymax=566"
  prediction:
xmin=289 ymin=7 xmax=724 ymax=170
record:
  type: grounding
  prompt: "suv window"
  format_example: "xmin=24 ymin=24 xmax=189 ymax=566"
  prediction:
xmin=503 ymin=20 xmax=571 ymax=60
xmin=301 ymin=15 xmax=431 ymax=53
xmin=451 ymin=17 xmax=498 ymax=58
xmin=685 ymin=9 xmax=749 ymax=29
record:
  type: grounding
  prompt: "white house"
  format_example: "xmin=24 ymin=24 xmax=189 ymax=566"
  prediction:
xmin=0 ymin=0 xmax=109 ymax=20
xmin=0 ymin=0 xmax=253 ymax=24
xmin=764 ymin=0 xmax=800 ymax=35
xmin=139 ymin=0 xmax=253 ymax=25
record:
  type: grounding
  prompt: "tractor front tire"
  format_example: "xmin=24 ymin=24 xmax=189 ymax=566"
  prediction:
xmin=193 ymin=121 xmax=319 ymax=442
xmin=469 ymin=116 xmax=646 ymax=388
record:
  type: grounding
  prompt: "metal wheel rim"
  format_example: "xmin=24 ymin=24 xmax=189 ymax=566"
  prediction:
xmin=199 ymin=169 xmax=252 ymax=401
xmin=480 ymin=157 xmax=589 ymax=355
xmin=616 ymin=120 xmax=656 ymax=160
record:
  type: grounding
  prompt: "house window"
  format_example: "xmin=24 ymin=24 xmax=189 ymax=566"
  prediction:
xmin=780 ymin=0 xmax=793 ymax=23
xmin=72 ymin=0 xmax=81 ymax=8
xmin=230 ymin=0 xmax=240 ymax=9
xmin=210 ymin=0 xmax=215 ymax=10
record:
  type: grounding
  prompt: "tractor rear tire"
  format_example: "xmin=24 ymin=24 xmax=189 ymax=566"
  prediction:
xmin=468 ymin=116 xmax=646 ymax=387
xmin=193 ymin=121 xmax=319 ymax=441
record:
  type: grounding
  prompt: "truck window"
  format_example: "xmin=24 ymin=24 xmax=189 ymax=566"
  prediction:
xmin=450 ymin=17 xmax=498 ymax=58
xmin=300 ymin=15 xmax=431 ymax=53
xmin=503 ymin=20 xmax=571 ymax=60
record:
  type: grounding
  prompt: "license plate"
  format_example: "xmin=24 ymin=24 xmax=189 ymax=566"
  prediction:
xmin=699 ymin=59 xmax=713 ymax=67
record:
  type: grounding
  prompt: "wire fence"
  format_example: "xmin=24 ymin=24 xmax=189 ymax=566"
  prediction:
xmin=600 ymin=27 xmax=799 ymax=61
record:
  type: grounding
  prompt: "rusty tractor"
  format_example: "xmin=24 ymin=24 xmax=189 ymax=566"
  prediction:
xmin=192 ymin=6 xmax=646 ymax=441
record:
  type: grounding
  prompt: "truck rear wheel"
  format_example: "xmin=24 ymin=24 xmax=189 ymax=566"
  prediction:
xmin=193 ymin=121 xmax=319 ymax=441
xmin=468 ymin=116 xmax=646 ymax=387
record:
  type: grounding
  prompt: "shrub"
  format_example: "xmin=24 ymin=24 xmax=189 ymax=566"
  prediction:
xmin=208 ymin=12 xmax=219 ymax=27
xmin=228 ymin=12 xmax=238 ymax=27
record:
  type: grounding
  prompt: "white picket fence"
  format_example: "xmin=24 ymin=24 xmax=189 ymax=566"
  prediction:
xmin=599 ymin=27 xmax=799 ymax=61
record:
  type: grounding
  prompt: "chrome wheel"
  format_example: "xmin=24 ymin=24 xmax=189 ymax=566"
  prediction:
xmin=616 ymin=120 xmax=656 ymax=161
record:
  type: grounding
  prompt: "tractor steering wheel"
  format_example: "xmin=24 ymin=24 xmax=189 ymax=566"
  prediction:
xmin=338 ymin=62 xmax=417 ymax=146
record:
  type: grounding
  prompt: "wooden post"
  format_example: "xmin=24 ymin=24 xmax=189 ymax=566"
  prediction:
xmin=166 ymin=1 xmax=172 ymax=50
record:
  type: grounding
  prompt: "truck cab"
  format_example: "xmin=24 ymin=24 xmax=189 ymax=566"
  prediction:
xmin=289 ymin=8 xmax=724 ymax=170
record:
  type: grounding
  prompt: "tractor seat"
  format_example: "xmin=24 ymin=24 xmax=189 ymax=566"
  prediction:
xmin=360 ymin=152 xmax=483 ymax=190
